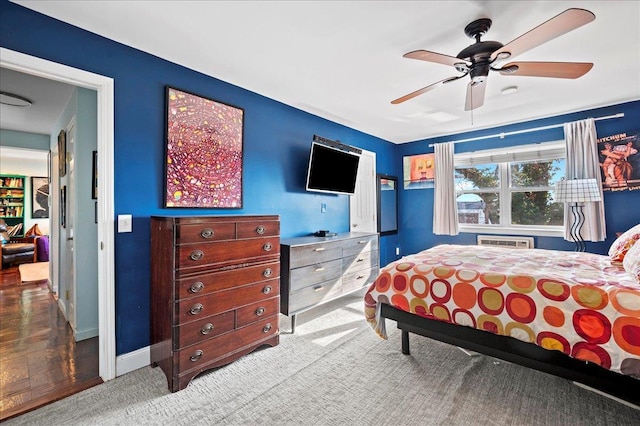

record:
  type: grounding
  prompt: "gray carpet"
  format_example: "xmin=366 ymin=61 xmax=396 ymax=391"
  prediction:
xmin=7 ymin=293 xmax=639 ymax=425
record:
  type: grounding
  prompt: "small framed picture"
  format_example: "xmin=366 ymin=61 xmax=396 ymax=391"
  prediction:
xmin=92 ymin=151 xmax=98 ymax=200
xmin=403 ymin=153 xmax=435 ymax=189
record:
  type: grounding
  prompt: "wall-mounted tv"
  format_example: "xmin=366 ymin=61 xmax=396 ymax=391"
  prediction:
xmin=305 ymin=139 xmax=361 ymax=195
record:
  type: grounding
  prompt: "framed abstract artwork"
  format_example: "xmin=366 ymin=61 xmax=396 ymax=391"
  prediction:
xmin=164 ymin=86 xmax=244 ymax=208
xmin=403 ymin=153 xmax=435 ymax=189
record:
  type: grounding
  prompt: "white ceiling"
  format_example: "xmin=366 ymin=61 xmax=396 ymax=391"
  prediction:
xmin=7 ymin=0 xmax=640 ymax=143
xmin=0 ymin=68 xmax=75 ymax=135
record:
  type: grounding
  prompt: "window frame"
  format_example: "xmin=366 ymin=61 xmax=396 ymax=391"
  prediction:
xmin=454 ymin=141 xmax=566 ymax=237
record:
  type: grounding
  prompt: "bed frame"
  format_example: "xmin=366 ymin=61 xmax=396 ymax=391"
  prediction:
xmin=380 ymin=303 xmax=639 ymax=406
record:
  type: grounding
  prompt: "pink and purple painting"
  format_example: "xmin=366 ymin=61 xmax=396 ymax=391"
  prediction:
xmin=165 ymin=87 xmax=244 ymax=208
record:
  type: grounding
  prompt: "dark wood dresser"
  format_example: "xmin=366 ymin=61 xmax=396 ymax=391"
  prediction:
xmin=150 ymin=215 xmax=280 ymax=392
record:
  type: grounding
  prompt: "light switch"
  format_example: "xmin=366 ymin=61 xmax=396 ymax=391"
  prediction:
xmin=118 ymin=214 xmax=132 ymax=233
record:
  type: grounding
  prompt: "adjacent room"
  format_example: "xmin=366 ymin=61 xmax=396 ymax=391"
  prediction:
xmin=1 ymin=1 xmax=638 ymax=424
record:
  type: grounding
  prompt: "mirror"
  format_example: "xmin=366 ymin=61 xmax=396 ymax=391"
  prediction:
xmin=377 ymin=174 xmax=398 ymax=235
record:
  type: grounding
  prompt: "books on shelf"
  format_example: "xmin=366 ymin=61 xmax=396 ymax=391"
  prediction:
xmin=0 ymin=177 xmax=24 ymax=188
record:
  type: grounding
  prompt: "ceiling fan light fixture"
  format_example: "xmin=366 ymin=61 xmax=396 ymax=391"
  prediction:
xmin=501 ymin=86 xmax=518 ymax=95
xmin=0 ymin=91 xmax=32 ymax=107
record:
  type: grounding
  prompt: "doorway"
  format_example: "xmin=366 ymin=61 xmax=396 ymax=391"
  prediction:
xmin=0 ymin=48 xmax=116 ymax=385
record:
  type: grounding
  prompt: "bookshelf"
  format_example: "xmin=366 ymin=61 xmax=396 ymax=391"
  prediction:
xmin=0 ymin=174 xmax=26 ymax=237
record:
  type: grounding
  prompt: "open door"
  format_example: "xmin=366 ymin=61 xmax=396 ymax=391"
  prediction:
xmin=350 ymin=149 xmax=377 ymax=233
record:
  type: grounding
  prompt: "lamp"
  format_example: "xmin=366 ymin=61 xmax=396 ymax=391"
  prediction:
xmin=555 ymin=178 xmax=602 ymax=252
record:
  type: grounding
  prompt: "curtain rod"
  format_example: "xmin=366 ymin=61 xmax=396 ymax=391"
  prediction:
xmin=427 ymin=113 xmax=625 ymax=148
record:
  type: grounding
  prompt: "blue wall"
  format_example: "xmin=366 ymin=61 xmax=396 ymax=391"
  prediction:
xmin=0 ymin=0 xmax=398 ymax=355
xmin=396 ymin=100 xmax=640 ymax=257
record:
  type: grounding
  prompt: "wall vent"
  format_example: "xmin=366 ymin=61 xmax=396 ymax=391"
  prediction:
xmin=477 ymin=235 xmax=534 ymax=249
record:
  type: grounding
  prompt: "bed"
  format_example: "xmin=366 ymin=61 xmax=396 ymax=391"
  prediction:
xmin=364 ymin=241 xmax=640 ymax=406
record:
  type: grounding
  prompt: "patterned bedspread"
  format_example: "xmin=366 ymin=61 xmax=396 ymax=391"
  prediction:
xmin=364 ymin=244 xmax=640 ymax=379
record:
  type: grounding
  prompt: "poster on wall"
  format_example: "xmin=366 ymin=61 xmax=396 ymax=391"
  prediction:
xmin=597 ymin=130 xmax=640 ymax=191
xmin=403 ymin=153 xmax=435 ymax=189
xmin=31 ymin=177 xmax=49 ymax=218
xmin=164 ymin=86 xmax=244 ymax=208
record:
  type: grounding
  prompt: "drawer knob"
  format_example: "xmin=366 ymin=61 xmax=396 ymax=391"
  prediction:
xmin=256 ymin=225 xmax=266 ymax=235
xmin=263 ymin=323 xmax=272 ymax=333
xmin=200 ymin=228 xmax=214 ymax=239
xmin=357 ymin=258 xmax=364 ymax=262
xmin=313 ymin=286 xmax=324 ymax=292
xmin=358 ymin=240 xmax=368 ymax=244
xmin=255 ymin=307 xmax=265 ymax=316
xmin=189 ymin=303 xmax=204 ymax=315
xmin=314 ymin=267 xmax=325 ymax=272
xmin=200 ymin=323 xmax=214 ymax=335
xmin=313 ymin=247 xmax=325 ymax=252
xmin=262 ymin=285 xmax=272 ymax=295
xmin=190 ymin=350 xmax=203 ymax=362
xmin=262 ymin=242 xmax=272 ymax=251
xmin=263 ymin=268 xmax=273 ymax=278
xmin=190 ymin=250 xmax=204 ymax=261
xmin=189 ymin=281 xmax=204 ymax=293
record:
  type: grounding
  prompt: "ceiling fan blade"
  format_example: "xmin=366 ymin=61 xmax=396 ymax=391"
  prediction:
xmin=464 ymin=80 xmax=486 ymax=111
xmin=499 ymin=61 xmax=593 ymax=79
xmin=491 ymin=8 xmax=595 ymax=61
xmin=391 ymin=76 xmax=460 ymax=104
xmin=403 ymin=50 xmax=470 ymax=67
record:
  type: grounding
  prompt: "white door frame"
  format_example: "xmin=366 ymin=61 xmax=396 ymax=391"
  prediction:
xmin=1 ymin=47 xmax=116 ymax=381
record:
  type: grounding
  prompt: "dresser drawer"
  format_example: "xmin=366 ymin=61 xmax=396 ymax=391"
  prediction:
xmin=176 ymin=237 xmax=280 ymax=270
xmin=290 ymin=258 xmax=342 ymax=292
xmin=342 ymin=267 xmax=379 ymax=294
xmin=236 ymin=220 xmax=280 ymax=239
xmin=177 ymin=315 xmax=278 ymax=373
xmin=174 ymin=310 xmax=235 ymax=350
xmin=175 ymin=261 xmax=279 ymax=299
xmin=289 ymin=278 xmax=342 ymax=313
xmin=343 ymin=250 xmax=378 ymax=275
xmin=175 ymin=279 xmax=279 ymax=324
xmin=288 ymin=241 xmax=343 ymax=268
xmin=176 ymin=222 xmax=236 ymax=244
xmin=236 ymin=297 xmax=279 ymax=328
xmin=342 ymin=235 xmax=378 ymax=257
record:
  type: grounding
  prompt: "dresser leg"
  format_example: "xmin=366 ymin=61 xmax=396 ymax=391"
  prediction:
xmin=291 ymin=314 xmax=296 ymax=334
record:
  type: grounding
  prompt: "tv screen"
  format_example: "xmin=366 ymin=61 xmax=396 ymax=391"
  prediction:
xmin=305 ymin=142 xmax=360 ymax=195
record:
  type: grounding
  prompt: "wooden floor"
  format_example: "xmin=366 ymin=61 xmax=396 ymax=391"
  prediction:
xmin=0 ymin=264 xmax=102 ymax=421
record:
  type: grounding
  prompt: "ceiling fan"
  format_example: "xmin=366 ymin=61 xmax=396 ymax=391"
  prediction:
xmin=392 ymin=8 xmax=595 ymax=110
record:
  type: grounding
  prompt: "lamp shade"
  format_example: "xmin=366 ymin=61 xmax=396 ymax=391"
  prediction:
xmin=555 ymin=178 xmax=602 ymax=203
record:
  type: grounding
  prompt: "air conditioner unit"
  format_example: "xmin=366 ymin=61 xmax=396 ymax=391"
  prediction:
xmin=477 ymin=235 xmax=534 ymax=249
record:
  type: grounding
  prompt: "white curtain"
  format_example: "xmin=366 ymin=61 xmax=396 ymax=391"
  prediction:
xmin=563 ymin=118 xmax=606 ymax=241
xmin=433 ymin=142 xmax=459 ymax=235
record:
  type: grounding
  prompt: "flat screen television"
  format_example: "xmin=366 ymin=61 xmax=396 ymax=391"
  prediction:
xmin=305 ymin=141 xmax=360 ymax=195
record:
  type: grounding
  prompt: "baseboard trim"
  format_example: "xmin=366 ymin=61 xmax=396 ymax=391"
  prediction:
xmin=116 ymin=345 xmax=150 ymax=377
xmin=75 ymin=328 xmax=98 ymax=341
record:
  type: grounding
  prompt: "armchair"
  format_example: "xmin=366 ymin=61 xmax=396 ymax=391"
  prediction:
xmin=0 ymin=219 xmax=38 ymax=270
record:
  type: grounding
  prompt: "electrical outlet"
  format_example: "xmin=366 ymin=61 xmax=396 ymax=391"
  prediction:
xmin=118 ymin=214 xmax=132 ymax=233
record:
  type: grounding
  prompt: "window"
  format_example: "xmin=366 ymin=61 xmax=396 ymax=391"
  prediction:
xmin=454 ymin=141 xmax=565 ymax=236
